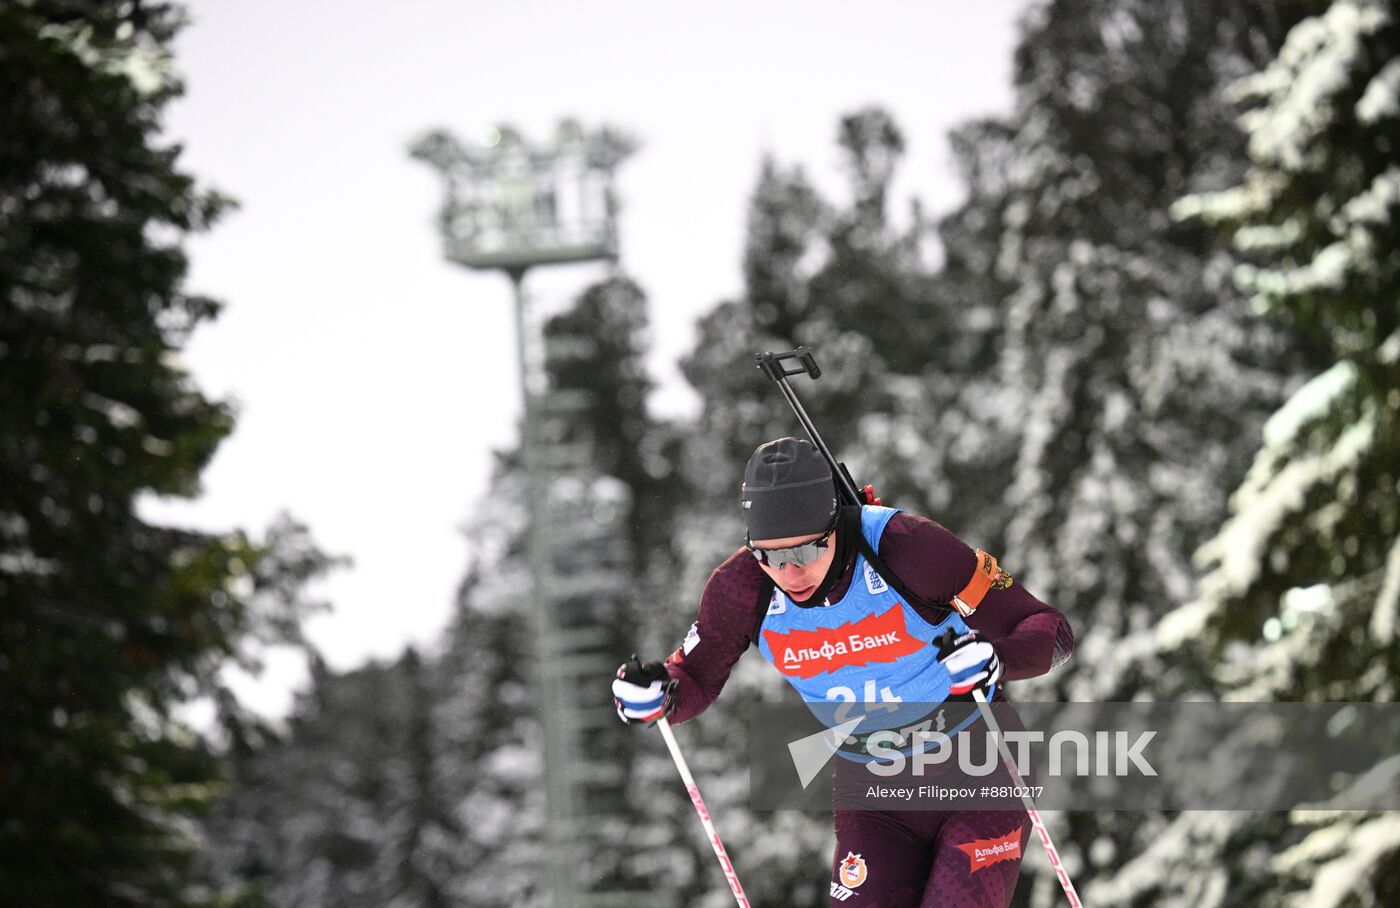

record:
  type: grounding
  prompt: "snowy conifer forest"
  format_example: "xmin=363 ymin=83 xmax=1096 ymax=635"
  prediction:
xmin=4 ymin=0 xmax=1398 ymax=905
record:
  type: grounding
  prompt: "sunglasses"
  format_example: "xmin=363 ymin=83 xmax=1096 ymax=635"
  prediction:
xmin=746 ymin=523 xmax=836 ymax=570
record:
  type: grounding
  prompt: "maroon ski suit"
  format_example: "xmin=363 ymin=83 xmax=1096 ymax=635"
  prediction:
xmin=664 ymin=511 xmax=1074 ymax=907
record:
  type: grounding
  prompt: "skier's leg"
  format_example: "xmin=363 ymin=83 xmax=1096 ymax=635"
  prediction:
xmin=920 ymin=809 xmax=1029 ymax=908
xmin=829 ymin=809 xmax=931 ymax=906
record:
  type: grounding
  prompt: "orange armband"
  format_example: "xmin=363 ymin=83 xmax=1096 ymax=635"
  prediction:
xmin=951 ymin=550 xmax=1010 ymax=617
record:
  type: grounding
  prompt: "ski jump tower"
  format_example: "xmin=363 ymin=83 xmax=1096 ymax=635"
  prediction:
xmin=412 ymin=122 xmax=642 ymax=907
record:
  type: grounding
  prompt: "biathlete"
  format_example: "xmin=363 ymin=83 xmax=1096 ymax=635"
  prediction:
xmin=613 ymin=437 xmax=1074 ymax=907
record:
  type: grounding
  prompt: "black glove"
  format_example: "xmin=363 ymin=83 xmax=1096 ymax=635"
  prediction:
xmin=935 ymin=629 xmax=1002 ymax=700
xmin=611 ymin=655 xmax=677 ymax=725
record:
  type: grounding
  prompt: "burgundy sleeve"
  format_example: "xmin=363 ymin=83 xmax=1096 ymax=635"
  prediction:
xmin=878 ymin=513 xmax=1074 ymax=681
xmin=662 ymin=550 xmax=768 ymax=724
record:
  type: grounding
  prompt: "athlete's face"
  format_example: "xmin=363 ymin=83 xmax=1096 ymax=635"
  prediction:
xmin=750 ymin=529 xmax=838 ymax=602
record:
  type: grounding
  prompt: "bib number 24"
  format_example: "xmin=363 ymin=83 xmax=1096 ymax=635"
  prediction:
xmin=827 ymin=680 xmax=902 ymax=723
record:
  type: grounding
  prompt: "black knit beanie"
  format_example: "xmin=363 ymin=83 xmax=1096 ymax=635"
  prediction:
xmin=740 ymin=437 xmax=838 ymax=541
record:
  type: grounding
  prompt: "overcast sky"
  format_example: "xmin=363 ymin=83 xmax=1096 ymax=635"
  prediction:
xmin=143 ymin=0 xmax=1029 ymax=715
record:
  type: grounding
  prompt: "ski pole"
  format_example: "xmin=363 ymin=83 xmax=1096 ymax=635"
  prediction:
xmin=655 ymin=716 xmax=751 ymax=907
xmin=756 ymin=346 xmax=1084 ymax=906
xmin=973 ymin=689 xmax=1083 ymax=907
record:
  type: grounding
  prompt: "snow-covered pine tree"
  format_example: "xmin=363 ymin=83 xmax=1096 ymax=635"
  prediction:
xmin=200 ymin=649 xmax=449 ymax=906
xmin=1093 ymin=2 xmax=1400 ymax=904
xmin=923 ymin=0 xmax=1312 ymax=703
xmin=432 ymin=501 xmax=549 ymax=908
xmin=1164 ymin=0 xmax=1400 ymax=696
